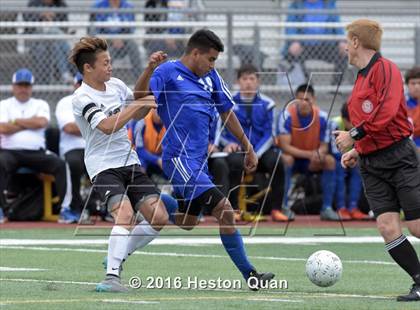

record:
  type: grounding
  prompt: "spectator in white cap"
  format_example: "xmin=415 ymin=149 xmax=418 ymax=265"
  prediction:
xmin=0 ymin=68 xmax=70 ymax=222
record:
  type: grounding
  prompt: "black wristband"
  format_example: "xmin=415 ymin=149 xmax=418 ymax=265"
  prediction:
xmin=349 ymin=126 xmax=366 ymax=141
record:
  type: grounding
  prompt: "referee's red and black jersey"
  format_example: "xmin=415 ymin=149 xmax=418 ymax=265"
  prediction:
xmin=347 ymin=52 xmax=413 ymax=155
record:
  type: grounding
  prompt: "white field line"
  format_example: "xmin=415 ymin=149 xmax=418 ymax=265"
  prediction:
xmin=0 ymin=278 xmax=392 ymax=301
xmin=0 ymin=245 xmax=397 ymax=266
xmin=0 ymin=267 xmax=46 ymax=272
xmin=102 ymin=299 xmax=159 ymax=305
xmin=248 ymin=298 xmax=303 ymax=303
xmin=1 ymin=236 xmax=418 ymax=246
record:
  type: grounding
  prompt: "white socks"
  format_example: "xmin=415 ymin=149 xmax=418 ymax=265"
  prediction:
xmin=107 ymin=226 xmax=130 ymax=277
xmin=125 ymin=220 xmax=160 ymax=260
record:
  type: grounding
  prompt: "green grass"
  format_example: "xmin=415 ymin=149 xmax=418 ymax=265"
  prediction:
xmin=1 ymin=227 xmax=419 ymax=309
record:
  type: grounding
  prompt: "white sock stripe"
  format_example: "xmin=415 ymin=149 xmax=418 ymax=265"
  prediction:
xmin=385 ymin=235 xmax=407 ymax=251
xmin=385 ymin=236 xmax=405 ymax=250
xmin=175 ymin=157 xmax=190 ymax=181
xmin=171 ymin=158 xmax=188 ymax=182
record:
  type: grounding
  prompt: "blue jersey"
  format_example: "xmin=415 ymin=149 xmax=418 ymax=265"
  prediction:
xmin=150 ymin=60 xmax=234 ymax=160
xmin=221 ymin=92 xmax=275 ymax=157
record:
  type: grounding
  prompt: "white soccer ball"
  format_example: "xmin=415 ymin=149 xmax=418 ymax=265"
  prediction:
xmin=306 ymin=250 xmax=342 ymax=287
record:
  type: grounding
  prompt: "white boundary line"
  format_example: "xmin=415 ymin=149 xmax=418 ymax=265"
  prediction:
xmin=0 ymin=245 xmax=397 ymax=266
xmin=0 ymin=267 xmax=47 ymax=272
xmin=1 ymin=236 xmax=418 ymax=246
xmin=102 ymin=299 xmax=159 ymax=305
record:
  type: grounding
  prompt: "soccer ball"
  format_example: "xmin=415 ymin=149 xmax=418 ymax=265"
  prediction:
xmin=306 ymin=250 xmax=342 ymax=287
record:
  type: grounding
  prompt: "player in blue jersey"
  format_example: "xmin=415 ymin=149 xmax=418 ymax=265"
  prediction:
xmin=136 ymin=29 xmax=275 ymax=289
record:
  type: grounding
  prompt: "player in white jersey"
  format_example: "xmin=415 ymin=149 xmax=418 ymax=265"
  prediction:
xmin=69 ymin=37 xmax=173 ymax=292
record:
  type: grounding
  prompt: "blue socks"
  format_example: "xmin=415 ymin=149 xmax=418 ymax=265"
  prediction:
xmin=348 ymin=168 xmax=362 ymax=210
xmin=334 ymin=160 xmax=346 ymax=209
xmin=321 ymin=169 xmax=335 ymax=210
xmin=220 ymin=230 xmax=254 ymax=279
xmin=160 ymin=194 xmax=178 ymax=224
xmin=283 ymin=166 xmax=293 ymax=208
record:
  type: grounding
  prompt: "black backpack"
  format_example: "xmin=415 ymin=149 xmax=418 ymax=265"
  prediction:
xmin=290 ymin=173 xmax=323 ymax=215
xmin=5 ymin=174 xmax=44 ymax=221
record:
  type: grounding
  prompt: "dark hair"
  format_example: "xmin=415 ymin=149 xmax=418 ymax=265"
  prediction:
xmin=295 ymin=84 xmax=315 ymax=97
xmin=185 ymin=29 xmax=224 ymax=54
xmin=237 ymin=64 xmax=259 ymax=79
xmin=341 ymin=103 xmax=349 ymax=121
xmin=405 ymin=66 xmax=420 ymax=84
xmin=68 ymin=37 xmax=108 ymax=74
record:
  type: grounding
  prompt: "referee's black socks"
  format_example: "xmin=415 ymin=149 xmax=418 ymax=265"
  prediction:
xmin=386 ymin=235 xmax=420 ymax=284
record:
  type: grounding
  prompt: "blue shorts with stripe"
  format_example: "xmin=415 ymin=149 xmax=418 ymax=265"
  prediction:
xmin=162 ymin=156 xmax=215 ymax=201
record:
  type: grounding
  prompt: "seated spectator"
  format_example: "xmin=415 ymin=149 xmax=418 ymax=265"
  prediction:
xmin=282 ymin=0 xmax=347 ymax=85
xmin=90 ymin=0 xmax=142 ymax=78
xmin=144 ymin=0 xmax=194 ymax=59
xmin=0 ymin=69 xmax=70 ymax=222
xmin=23 ymin=0 xmax=73 ymax=84
xmin=220 ymin=64 xmax=287 ymax=222
xmin=55 ymin=73 xmax=86 ymax=222
xmin=207 ymin=109 xmax=243 ymax=213
xmin=129 ymin=109 xmax=165 ymax=177
xmin=277 ymin=84 xmax=338 ymax=221
xmin=405 ymin=66 xmax=420 ymax=150
xmin=330 ymin=103 xmax=368 ymax=220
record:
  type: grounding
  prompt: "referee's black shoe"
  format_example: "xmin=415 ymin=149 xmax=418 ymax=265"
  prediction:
xmin=246 ymin=270 xmax=275 ymax=291
xmin=397 ymin=284 xmax=420 ymax=302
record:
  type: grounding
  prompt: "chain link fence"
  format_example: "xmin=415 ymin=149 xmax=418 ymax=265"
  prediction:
xmin=0 ymin=2 xmax=419 ymax=119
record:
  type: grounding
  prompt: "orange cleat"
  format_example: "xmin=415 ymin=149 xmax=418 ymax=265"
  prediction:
xmin=271 ymin=210 xmax=289 ymax=222
xmin=338 ymin=208 xmax=352 ymax=221
xmin=349 ymin=208 xmax=370 ymax=220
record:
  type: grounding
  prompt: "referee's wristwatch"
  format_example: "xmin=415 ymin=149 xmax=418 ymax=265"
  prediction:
xmin=349 ymin=126 xmax=366 ymax=141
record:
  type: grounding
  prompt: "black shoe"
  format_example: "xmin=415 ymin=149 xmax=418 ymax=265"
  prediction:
xmin=397 ymin=284 xmax=420 ymax=302
xmin=247 ymin=270 xmax=275 ymax=291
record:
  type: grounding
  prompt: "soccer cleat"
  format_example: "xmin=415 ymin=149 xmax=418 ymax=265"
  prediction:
xmin=247 ymin=270 xmax=275 ymax=291
xmin=58 ymin=208 xmax=79 ymax=224
xmin=96 ymin=275 xmax=128 ymax=293
xmin=320 ymin=207 xmax=340 ymax=221
xmin=396 ymin=284 xmax=420 ymax=302
xmin=349 ymin=208 xmax=370 ymax=220
xmin=338 ymin=208 xmax=352 ymax=221
xmin=282 ymin=208 xmax=296 ymax=221
xmin=0 ymin=208 xmax=6 ymax=224
xmin=271 ymin=210 xmax=289 ymax=222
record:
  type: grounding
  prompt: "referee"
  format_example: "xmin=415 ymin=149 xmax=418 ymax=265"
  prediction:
xmin=334 ymin=19 xmax=420 ymax=302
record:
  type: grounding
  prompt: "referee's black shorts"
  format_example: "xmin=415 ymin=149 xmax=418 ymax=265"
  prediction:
xmin=359 ymin=138 xmax=420 ymax=221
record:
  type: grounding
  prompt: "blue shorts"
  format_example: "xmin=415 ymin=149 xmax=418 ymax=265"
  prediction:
xmin=293 ymin=159 xmax=310 ymax=173
xmin=162 ymin=156 xmax=215 ymax=201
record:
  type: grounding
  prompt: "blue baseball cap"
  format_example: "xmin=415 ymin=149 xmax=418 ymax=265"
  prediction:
xmin=74 ymin=72 xmax=83 ymax=85
xmin=12 ymin=68 xmax=34 ymax=85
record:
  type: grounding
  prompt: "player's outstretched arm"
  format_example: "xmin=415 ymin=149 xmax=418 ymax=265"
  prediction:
xmin=97 ymin=96 xmax=157 ymax=135
xmin=220 ymin=110 xmax=258 ymax=173
xmin=133 ymin=51 xmax=167 ymax=100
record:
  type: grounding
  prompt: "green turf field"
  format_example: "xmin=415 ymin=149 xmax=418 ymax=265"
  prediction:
xmin=1 ymin=227 xmax=419 ymax=309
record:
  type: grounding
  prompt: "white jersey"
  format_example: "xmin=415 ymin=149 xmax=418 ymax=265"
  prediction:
xmin=0 ymin=96 xmax=50 ymax=150
xmin=55 ymin=94 xmax=85 ymax=156
xmin=72 ymin=77 xmax=139 ymax=179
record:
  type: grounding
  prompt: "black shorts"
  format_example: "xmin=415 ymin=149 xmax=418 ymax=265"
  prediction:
xmin=92 ymin=164 xmax=159 ymax=211
xmin=177 ymin=187 xmax=225 ymax=216
xmin=359 ymin=138 xmax=420 ymax=221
